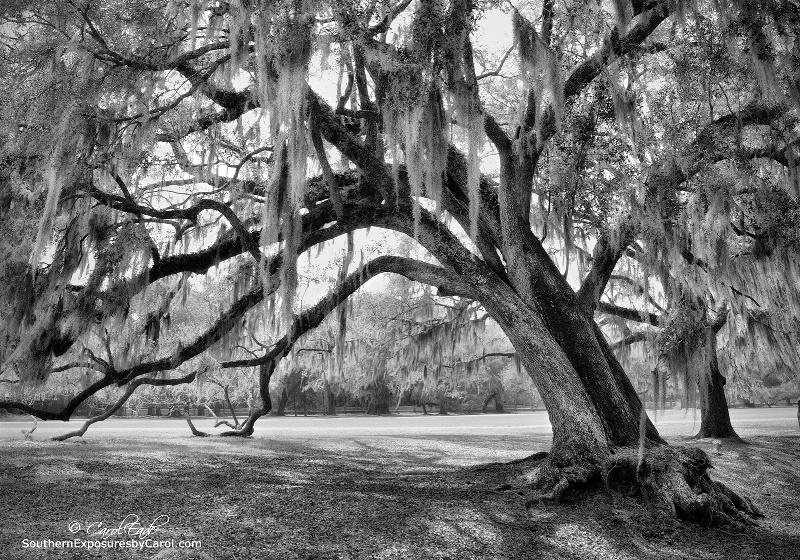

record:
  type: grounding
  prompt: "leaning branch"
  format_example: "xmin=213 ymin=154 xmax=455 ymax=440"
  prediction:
xmin=52 ymin=373 xmax=196 ymax=441
xmin=0 ymin=376 xmax=116 ymax=420
xmin=610 ymin=330 xmax=652 ymax=350
xmin=597 ymin=301 xmax=660 ymax=326
xmin=220 ymin=256 xmax=470 ymax=369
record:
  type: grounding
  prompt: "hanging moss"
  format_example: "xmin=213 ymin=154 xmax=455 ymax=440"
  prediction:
xmin=31 ymin=104 xmax=79 ymax=273
xmin=513 ymin=10 xmax=563 ymax=141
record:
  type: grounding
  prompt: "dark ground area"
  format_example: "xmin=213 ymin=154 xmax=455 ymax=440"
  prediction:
xmin=0 ymin=410 xmax=798 ymax=559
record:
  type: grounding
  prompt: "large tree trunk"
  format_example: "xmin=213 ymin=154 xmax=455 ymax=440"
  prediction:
xmin=524 ymin=242 xmax=662 ymax=449
xmin=475 ymin=273 xmax=760 ymax=523
xmin=394 ymin=194 xmax=761 ymax=523
xmin=696 ymin=331 xmax=740 ymax=440
xmin=479 ymin=284 xmax=612 ymax=466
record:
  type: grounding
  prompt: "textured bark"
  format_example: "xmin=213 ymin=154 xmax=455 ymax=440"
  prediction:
xmin=540 ymin=295 xmax=663 ymax=448
xmin=502 ymin=231 xmax=662 ymax=450
xmin=478 ymin=283 xmax=611 ymax=464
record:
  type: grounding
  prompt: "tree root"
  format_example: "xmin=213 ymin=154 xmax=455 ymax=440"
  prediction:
xmin=183 ymin=414 xmax=209 ymax=437
xmin=182 ymin=410 xmax=264 ymax=438
xmin=217 ymin=410 xmax=263 ymax=437
xmin=472 ymin=451 xmax=548 ymax=472
xmin=522 ymin=445 xmax=762 ymax=527
xmin=523 ymin=457 xmax=598 ymax=511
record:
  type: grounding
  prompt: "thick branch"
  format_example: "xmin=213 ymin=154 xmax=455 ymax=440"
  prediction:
xmin=221 ymin=256 xmax=472 ymax=369
xmin=597 ymin=301 xmax=660 ymax=326
xmin=563 ymin=1 xmax=671 ymax=99
xmin=52 ymin=373 xmax=196 ymax=441
xmin=576 ymin=225 xmax=636 ymax=313
xmin=307 ymin=88 xmax=394 ymax=200
xmin=610 ymin=330 xmax=652 ymax=350
xmin=0 ymin=376 xmax=115 ymax=421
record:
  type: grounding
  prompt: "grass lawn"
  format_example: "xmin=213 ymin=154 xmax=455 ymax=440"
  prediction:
xmin=0 ymin=409 xmax=798 ymax=559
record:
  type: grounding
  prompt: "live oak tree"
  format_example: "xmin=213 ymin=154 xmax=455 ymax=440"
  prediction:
xmin=1 ymin=0 xmax=798 ymax=523
xmin=596 ymin=10 xmax=800 ymax=440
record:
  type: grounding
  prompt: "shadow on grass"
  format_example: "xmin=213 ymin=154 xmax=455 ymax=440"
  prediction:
xmin=1 ymin=434 xmax=798 ymax=559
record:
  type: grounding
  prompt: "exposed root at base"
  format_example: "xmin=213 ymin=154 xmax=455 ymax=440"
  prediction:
xmin=521 ymin=445 xmax=763 ymax=527
xmin=523 ymin=456 xmax=598 ymax=510
xmin=218 ymin=410 xmax=264 ymax=437
xmin=471 ymin=451 xmax=549 ymax=473
xmin=182 ymin=410 xmax=263 ymax=438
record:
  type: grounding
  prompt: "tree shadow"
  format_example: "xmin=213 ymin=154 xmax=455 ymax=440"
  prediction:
xmin=1 ymin=435 xmax=798 ymax=559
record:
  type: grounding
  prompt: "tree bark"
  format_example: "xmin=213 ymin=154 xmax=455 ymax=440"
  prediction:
xmin=478 ymin=285 xmax=611 ymax=464
xmin=522 ymin=239 xmax=662 ymax=448
xmin=696 ymin=331 xmax=740 ymax=440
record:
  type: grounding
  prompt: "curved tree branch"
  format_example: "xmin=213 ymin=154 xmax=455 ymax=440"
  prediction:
xmin=0 ymin=376 xmax=116 ymax=421
xmin=52 ymin=372 xmax=196 ymax=441
xmin=221 ymin=255 xmax=472 ymax=370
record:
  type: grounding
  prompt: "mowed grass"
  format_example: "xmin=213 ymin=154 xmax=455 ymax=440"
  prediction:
xmin=0 ymin=409 xmax=798 ymax=560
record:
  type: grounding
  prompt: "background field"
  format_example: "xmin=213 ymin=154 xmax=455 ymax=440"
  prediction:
xmin=1 ymin=409 xmax=798 ymax=559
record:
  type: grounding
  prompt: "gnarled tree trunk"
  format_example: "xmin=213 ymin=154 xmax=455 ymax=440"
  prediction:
xmin=467 ymin=251 xmax=758 ymax=523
